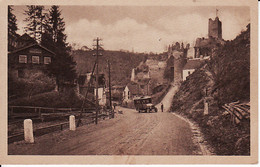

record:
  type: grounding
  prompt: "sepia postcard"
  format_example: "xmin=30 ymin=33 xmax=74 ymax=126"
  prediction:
xmin=0 ymin=0 xmax=258 ymax=164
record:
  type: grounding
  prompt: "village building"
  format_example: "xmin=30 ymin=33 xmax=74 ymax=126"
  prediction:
xmin=182 ymin=59 xmax=205 ymax=81
xmin=8 ymin=43 xmax=55 ymax=79
xmin=123 ymin=82 xmax=142 ymax=102
xmin=8 ymin=33 xmax=37 ymax=52
xmin=77 ymin=73 xmax=107 ymax=105
xmin=94 ymin=87 xmax=107 ymax=106
xmin=165 ymin=15 xmax=226 ymax=84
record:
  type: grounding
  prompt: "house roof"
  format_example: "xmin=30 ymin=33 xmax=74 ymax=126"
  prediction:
xmin=126 ymin=82 xmax=140 ymax=95
xmin=9 ymin=43 xmax=56 ymax=55
xmin=183 ymin=59 xmax=204 ymax=70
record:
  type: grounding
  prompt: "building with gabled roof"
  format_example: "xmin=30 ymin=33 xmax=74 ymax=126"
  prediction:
xmin=182 ymin=59 xmax=205 ymax=81
xmin=123 ymin=82 xmax=142 ymax=102
xmin=8 ymin=43 xmax=55 ymax=79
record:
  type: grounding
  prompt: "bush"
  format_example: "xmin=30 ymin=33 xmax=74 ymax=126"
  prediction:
xmin=8 ymin=91 xmax=93 ymax=108
xmin=8 ymin=72 xmax=56 ymax=100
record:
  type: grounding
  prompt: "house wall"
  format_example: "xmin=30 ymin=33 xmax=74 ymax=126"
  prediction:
xmin=183 ymin=69 xmax=195 ymax=81
xmin=123 ymin=86 xmax=130 ymax=101
xmin=94 ymin=87 xmax=106 ymax=106
xmin=8 ymin=45 xmax=53 ymax=80
xmin=174 ymin=56 xmax=187 ymax=83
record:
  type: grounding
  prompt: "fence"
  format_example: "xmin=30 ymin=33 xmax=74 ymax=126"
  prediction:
xmin=8 ymin=105 xmax=95 ymax=123
xmin=8 ymin=105 xmax=113 ymax=143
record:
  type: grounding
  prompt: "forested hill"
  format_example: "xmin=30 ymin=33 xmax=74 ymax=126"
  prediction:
xmin=171 ymin=24 xmax=250 ymax=155
xmin=71 ymin=50 xmax=148 ymax=86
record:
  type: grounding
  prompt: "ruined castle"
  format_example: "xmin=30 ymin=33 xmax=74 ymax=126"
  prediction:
xmin=166 ymin=15 xmax=225 ymax=84
xmin=194 ymin=16 xmax=225 ymax=58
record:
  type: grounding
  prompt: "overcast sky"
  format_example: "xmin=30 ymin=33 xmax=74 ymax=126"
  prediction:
xmin=13 ymin=6 xmax=250 ymax=53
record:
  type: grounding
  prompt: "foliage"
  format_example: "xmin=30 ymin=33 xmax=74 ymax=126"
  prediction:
xmin=8 ymin=5 xmax=18 ymax=50
xmin=170 ymin=24 xmax=250 ymax=155
xmin=72 ymin=50 xmax=147 ymax=87
xmin=41 ymin=6 xmax=77 ymax=88
xmin=24 ymin=5 xmax=46 ymax=42
xmin=207 ymin=24 xmax=250 ymax=106
xmin=9 ymin=91 xmax=89 ymax=108
xmin=8 ymin=72 xmax=56 ymax=100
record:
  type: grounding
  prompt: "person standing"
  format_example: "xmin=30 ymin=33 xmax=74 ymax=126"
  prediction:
xmin=113 ymin=103 xmax=116 ymax=110
xmin=161 ymin=103 xmax=164 ymax=112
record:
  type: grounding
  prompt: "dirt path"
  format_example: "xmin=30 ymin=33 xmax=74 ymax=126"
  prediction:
xmin=9 ymin=107 xmax=200 ymax=155
xmin=156 ymin=85 xmax=179 ymax=112
xmin=9 ymin=84 xmax=204 ymax=155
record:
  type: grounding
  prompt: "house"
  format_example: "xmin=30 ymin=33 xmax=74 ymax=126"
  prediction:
xmin=94 ymin=87 xmax=107 ymax=106
xmin=77 ymin=73 xmax=107 ymax=105
xmin=123 ymin=82 xmax=142 ymax=102
xmin=8 ymin=43 xmax=55 ymax=79
xmin=182 ymin=59 xmax=205 ymax=81
xmin=77 ymin=73 xmax=105 ymax=95
xmin=8 ymin=33 xmax=37 ymax=52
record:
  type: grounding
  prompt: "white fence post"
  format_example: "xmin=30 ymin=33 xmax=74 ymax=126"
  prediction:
xmin=70 ymin=115 xmax=76 ymax=131
xmin=24 ymin=119 xmax=34 ymax=143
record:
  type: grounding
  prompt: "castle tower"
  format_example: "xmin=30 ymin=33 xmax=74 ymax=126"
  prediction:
xmin=208 ymin=17 xmax=222 ymax=39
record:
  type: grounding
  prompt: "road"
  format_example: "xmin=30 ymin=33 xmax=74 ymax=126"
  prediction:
xmin=8 ymin=85 xmax=202 ymax=155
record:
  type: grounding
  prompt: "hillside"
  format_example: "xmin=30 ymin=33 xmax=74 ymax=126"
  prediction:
xmin=171 ymin=24 xmax=250 ymax=155
xmin=72 ymin=50 xmax=148 ymax=87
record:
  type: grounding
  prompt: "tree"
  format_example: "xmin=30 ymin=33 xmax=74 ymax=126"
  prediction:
xmin=8 ymin=5 xmax=18 ymax=51
xmin=24 ymin=5 xmax=46 ymax=42
xmin=42 ymin=6 xmax=77 ymax=90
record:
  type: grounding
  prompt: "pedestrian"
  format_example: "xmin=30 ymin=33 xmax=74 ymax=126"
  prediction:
xmin=161 ymin=103 xmax=164 ymax=112
xmin=113 ymin=103 xmax=116 ymax=110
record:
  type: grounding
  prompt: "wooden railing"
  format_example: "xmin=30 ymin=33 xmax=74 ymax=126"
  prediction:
xmin=8 ymin=107 xmax=113 ymax=144
xmin=8 ymin=105 xmax=95 ymax=122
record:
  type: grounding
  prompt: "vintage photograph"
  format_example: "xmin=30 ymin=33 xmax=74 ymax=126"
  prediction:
xmin=1 ymin=0 xmax=258 ymax=164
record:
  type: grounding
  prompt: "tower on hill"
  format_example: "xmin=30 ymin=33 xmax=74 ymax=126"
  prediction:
xmin=208 ymin=16 xmax=222 ymax=39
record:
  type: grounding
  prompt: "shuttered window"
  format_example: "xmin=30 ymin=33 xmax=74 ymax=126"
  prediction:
xmin=32 ymin=56 xmax=40 ymax=64
xmin=44 ymin=57 xmax=51 ymax=64
xmin=19 ymin=55 xmax=27 ymax=63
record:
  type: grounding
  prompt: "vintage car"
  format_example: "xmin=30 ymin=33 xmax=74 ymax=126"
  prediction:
xmin=133 ymin=96 xmax=157 ymax=113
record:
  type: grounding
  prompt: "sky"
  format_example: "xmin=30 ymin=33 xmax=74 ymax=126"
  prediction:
xmin=12 ymin=6 xmax=250 ymax=53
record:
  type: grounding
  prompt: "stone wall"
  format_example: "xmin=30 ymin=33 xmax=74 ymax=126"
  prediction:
xmin=208 ymin=17 xmax=222 ymax=39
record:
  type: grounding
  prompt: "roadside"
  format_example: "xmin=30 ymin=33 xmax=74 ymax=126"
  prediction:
xmin=9 ymin=107 xmax=200 ymax=155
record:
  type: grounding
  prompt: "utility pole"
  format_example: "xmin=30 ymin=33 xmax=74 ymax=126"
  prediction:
xmin=108 ymin=60 xmax=113 ymax=118
xmin=93 ymin=37 xmax=103 ymax=124
xmin=76 ymin=61 xmax=96 ymax=127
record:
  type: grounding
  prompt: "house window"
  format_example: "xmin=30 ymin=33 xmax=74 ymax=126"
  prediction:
xmin=44 ymin=57 xmax=51 ymax=64
xmin=19 ymin=55 xmax=27 ymax=63
xmin=128 ymin=91 xmax=130 ymax=99
xmin=188 ymin=71 xmax=191 ymax=75
xmin=32 ymin=56 xmax=40 ymax=64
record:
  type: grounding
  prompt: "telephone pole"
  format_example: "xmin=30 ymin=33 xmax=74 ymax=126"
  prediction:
xmin=107 ymin=60 xmax=113 ymax=118
xmin=93 ymin=37 xmax=103 ymax=124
